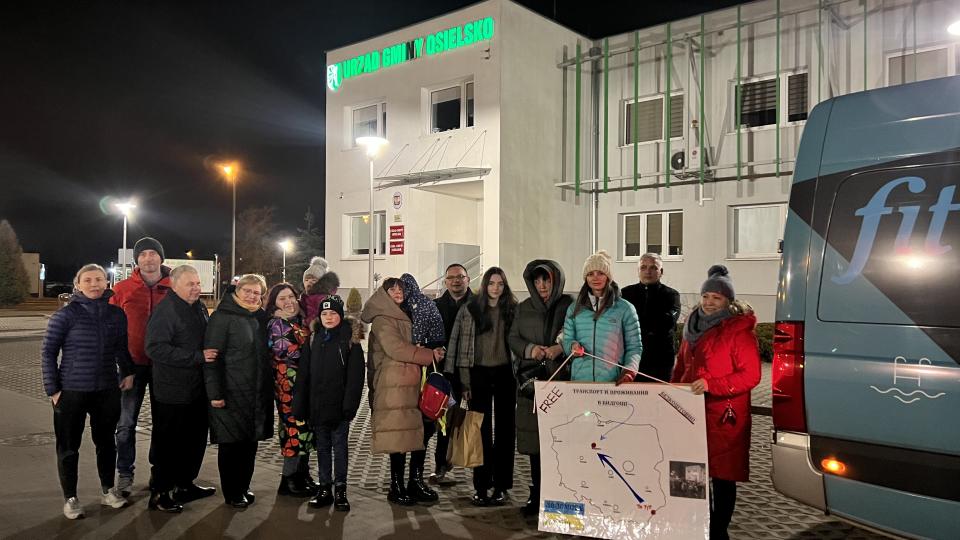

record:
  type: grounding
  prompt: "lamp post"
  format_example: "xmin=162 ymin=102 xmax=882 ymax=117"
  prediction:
xmin=278 ymin=239 xmax=293 ymax=283
xmin=355 ymin=136 xmax=388 ymax=299
xmin=219 ymin=163 xmax=239 ymax=279
xmin=115 ymin=201 xmax=136 ymax=280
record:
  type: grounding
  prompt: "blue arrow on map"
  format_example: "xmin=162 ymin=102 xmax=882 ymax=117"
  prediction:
xmin=597 ymin=453 xmax=645 ymax=504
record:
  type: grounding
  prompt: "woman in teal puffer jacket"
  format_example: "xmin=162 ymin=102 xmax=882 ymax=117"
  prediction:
xmin=562 ymin=250 xmax=643 ymax=383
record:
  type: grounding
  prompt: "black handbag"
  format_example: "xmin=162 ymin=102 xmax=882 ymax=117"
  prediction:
xmin=516 ymin=361 xmax=547 ymax=399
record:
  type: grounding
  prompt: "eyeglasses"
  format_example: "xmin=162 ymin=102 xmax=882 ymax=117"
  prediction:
xmin=445 ymin=275 xmax=467 ymax=281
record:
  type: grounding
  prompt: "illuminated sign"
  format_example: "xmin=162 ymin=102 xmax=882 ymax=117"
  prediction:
xmin=327 ymin=16 xmax=495 ymax=91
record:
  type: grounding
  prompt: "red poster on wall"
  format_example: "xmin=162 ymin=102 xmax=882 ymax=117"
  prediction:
xmin=389 ymin=225 xmax=405 ymax=240
xmin=389 ymin=241 xmax=404 ymax=255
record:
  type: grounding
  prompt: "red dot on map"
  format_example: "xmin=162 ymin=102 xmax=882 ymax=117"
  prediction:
xmin=591 ymin=442 xmax=596 ymax=449
xmin=651 ymin=510 xmax=656 ymax=515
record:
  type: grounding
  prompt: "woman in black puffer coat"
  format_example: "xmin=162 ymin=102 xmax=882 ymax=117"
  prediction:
xmin=203 ymin=274 xmax=274 ymax=508
xmin=507 ymin=260 xmax=572 ymax=517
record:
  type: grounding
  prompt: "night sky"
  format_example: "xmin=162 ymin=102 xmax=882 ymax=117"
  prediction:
xmin=1 ymin=0 xmax=738 ymax=282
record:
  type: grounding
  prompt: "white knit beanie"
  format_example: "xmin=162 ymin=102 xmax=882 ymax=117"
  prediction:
xmin=303 ymin=256 xmax=329 ymax=282
xmin=582 ymin=250 xmax=613 ymax=280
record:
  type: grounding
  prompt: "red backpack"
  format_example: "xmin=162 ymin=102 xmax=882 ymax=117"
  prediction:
xmin=419 ymin=367 xmax=452 ymax=421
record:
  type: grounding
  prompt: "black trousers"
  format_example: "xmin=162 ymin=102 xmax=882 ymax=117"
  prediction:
xmin=529 ymin=454 xmax=541 ymax=501
xmin=710 ymin=478 xmax=737 ymax=540
xmin=150 ymin=398 xmax=209 ymax=492
xmin=469 ymin=364 xmax=516 ymax=492
xmin=218 ymin=441 xmax=258 ymax=500
xmin=390 ymin=420 xmax=435 ymax=479
xmin=53 ymin=388 xmax=121 ymax=499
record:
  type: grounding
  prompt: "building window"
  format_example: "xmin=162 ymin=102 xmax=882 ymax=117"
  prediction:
xmin=351 ymin=102 xmax=386 ymax=146
xmin=623 ymin=93 xmax=683 ymax=145
xmin=735 ymin=72 xmax=807 ymax=129
xmin=887 ymin=47 xmax=951 ymax=86
xmin=622 ymin=211 xmax=683 ymax=259
xmin=345 ymin=212 xmax=386 ymax=257
xmin=730 ymin=203 xmax=786 ymax=258
xmin=430 ymin=79 xmax=474 ymax=133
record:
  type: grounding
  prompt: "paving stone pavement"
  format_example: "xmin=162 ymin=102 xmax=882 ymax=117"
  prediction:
xmin=0 ymin=332 xmax=884 ymax=539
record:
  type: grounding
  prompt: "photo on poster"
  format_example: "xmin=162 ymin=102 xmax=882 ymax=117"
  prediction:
xmin=669 ymin=461 xmax=707 ymax=500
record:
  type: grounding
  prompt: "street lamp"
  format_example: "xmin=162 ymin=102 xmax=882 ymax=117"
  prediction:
xmin=115 ymin=201 xmax=136 ymax=280
xmin=278 ymin=239 xmax=293 ymax=283
xmin=219 ymin=162 xmax=240 ymax=280
xmin=355 ymin=136 xmax=388 ymax=299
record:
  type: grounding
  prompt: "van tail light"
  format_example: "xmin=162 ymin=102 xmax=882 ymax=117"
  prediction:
xmin=772 ymin=321 xmax=807 ymax=433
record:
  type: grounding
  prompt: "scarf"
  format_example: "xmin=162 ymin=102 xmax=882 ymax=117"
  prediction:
xmin=683 ymin=307 xmax=732 ymax=347
xmin=233 ymin=292 xmax=261 ymax=313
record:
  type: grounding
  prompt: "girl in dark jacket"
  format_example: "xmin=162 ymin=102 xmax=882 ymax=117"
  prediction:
xmin=293 ymin=295 xmax=365 ymax=511
xmin=203 ymin=274 xmax=274 ymax=508
xmin=507 ymin=260 xmax=573 ymax=516
xmin=672 ymin=265 xmax=761 ymax=540
xmin=446 ymin=267 xmax=518 ymax=506
xmin=41 ymin=264 xmax=135 ymax=519
xmin=265 ymin=283 xmax=316 ymax=498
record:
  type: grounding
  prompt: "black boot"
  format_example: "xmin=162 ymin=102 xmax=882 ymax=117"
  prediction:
xmin=521 ymin=484 xmax=539 ymax=516
xmin=387 ymin=453 xmax=416 ymax=506
xmin=406 ymin=456 xmax=439 ymax=503
xmin=309 ymin=484 xmax=333 ymax=508
xmin=277 ymin=474 xmax=313 ymax=497
xmin=333 ymin=484 xmax=350 ymax=512
xmin=148 ymin=490 xmax=183 ymax=513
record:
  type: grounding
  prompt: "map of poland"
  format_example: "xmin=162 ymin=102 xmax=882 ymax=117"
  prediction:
xmin=550 ymin=408 xmax=667 ymax=520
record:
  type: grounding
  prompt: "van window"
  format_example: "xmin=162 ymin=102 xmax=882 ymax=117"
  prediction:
xmin=819 ymin=163 xmax=960 ymax=327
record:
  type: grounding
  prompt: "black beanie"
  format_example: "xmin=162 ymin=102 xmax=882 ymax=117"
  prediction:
xmin=319 ymin=295 xmax=345 ymax=319
xmin=133 ymin=237 xmax=165 ymax=263
xmin=700 ymin=264 xmax=735 ymax=300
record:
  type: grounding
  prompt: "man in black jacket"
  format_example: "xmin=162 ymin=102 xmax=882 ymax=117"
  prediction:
xmin=621 ymin=253 xmax=681 ymax=384
xmin=429 ymin=263 xmax=475 ymax=484
xmin=144 ymin=265 xmax=216 ymax=512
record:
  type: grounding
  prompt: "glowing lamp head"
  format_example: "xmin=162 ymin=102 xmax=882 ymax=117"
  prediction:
xmin=114 ymin=201 xmax=137 ymax=217
xmin=355 ymin=136 xmax=388 ymax=158
xmin=278 ymin=239 xmax=293 ymax=252
xmin=948 ymin=20 xmax=960 ymax=36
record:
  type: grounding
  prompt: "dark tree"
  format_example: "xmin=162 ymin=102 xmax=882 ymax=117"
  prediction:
xmin=0 ymin=220 xmax=31 ymax=306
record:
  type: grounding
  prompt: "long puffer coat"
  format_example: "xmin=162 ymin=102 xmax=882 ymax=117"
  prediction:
xmin=361 ymin=287 xmax=435 ymax=454
xmin=507 ymin=260 xmax=573 ymax=455
xmin=672 ymin=309 xmax=761 ymax=482
xmin=203 ymin=290 xmax=274 ymax=444
xmin=561 ymin=283 xmax=643 ymax=382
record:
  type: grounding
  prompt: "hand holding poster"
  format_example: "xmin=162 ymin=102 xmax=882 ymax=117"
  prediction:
xmin=535 ymin=381 xmax=709 ymax=539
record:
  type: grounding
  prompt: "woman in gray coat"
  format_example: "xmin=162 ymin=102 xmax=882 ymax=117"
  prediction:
xmin=203 ymin=274 xmax=274 ymax=508
xmin=507 ymin=260 xmax=572 ymax=517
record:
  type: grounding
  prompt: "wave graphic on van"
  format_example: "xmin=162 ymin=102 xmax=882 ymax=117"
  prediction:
xmin=869 ymin=386 xmax=946 ymax=404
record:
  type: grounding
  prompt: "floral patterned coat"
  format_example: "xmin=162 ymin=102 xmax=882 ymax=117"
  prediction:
xmin=267 ymin=315 xmax=315 ymax=456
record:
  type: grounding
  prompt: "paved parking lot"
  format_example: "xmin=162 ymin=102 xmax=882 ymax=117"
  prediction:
xmin=0 ymin=317 xmax=884 ymax=539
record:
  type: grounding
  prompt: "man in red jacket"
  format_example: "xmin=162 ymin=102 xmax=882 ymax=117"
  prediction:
xmin=111 ymin=237 xmax=171 ymax=496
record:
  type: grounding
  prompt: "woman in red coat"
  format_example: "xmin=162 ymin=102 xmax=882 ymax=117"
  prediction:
xmin=672 ymin=265 xmax=760 ymax=540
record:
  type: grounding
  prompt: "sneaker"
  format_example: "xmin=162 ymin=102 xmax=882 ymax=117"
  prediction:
xmin=116 ymin=474 xmax=134 ymax=497
xmin=101 ymin=487 xmax=128 ymax=509
xmin=63 ymin=497 xmax=84 ymax=520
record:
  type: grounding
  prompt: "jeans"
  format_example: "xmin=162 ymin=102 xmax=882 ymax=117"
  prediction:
xmin=53 ymin=388 xmax=121 ymax=499
xmin=115 ymin=365 xmax=150 ymax=478
xmin=315 ymin=420 xmax=350 ymax=486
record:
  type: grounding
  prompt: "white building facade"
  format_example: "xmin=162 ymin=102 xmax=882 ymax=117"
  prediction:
xmin=326 ymin=0 xmax=960 ymax=320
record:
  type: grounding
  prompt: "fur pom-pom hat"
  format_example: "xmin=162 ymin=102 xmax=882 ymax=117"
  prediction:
xmin=582 ymin=250 xmax=614 ymax=280
xmin=303 ymin=256 xmax=329 ymax=282
xmin=700 ymin=264 xmax=735 ymax=300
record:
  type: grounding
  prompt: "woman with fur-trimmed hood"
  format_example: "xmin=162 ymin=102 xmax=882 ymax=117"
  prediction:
xmin=292 ymin=295 xmax=365 ymax=511
xmin=299 ymin=257 xmax=340 ymax=326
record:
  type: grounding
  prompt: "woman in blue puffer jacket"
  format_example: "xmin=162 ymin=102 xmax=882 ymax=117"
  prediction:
xmin=562 ymin=251 xmax=643 ymax=383
xmin=41 ymin=264 xmax=135 ymax=520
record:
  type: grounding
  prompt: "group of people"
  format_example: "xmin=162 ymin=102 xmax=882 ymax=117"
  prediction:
xmin=41 ymin=238 xmax=761 ymax=540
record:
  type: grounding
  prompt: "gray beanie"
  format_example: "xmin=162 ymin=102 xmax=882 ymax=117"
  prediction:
xmin=133 ymin=237 xmax=164 ymax=263
xmin=303 ymin=256 xmax=329 ymax=282
xmin=700 ymin=264 xmax=735 ymax=300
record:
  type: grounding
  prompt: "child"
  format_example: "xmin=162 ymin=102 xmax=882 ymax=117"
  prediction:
xmin=299 ymin=257 xmax=340 ymax=327
xmin=293 ymin=295 xmax=365 ymax=511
